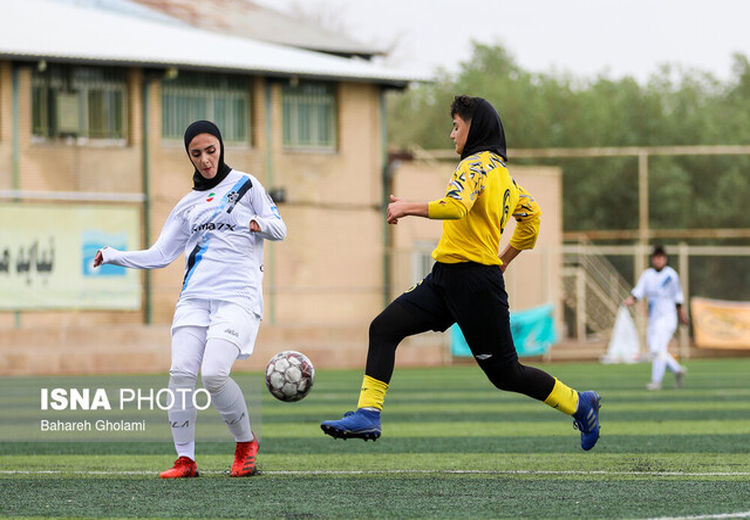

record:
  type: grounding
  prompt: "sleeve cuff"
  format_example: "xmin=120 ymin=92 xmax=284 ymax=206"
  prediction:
xmin=428 ymin=199 xmax=466 ymax=220
xmin=99 ymin=246 xmax=118 ymax=264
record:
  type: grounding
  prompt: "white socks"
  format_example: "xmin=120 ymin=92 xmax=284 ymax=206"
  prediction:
xmin=168 ymin=327 xmax=203 ymax=460
xmin=651 ymin=351 xmax=683 ymax=384
xmin=168 ymin=326 xmax=254 ymax=460
xmin=168 ymin=370 xmax=197 ymax=460
xmin=201 ymin=338 xmax=253 ymax=442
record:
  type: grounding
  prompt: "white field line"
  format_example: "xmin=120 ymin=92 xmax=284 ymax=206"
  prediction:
xmin=640 ymin=511 xmax=750 ymax=520
xmin=1 ymin=468 xmax=749 ymax=477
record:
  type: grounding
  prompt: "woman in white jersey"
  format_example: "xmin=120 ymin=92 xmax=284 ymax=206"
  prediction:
xmin=93 ymin=120 xmax=286 ymax=478
xmin=624 ymin=245 xmax=689 ymax=390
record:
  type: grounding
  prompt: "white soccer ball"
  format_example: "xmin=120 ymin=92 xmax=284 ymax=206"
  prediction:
xmin=264 ymin=350 xmax=315 ymax=402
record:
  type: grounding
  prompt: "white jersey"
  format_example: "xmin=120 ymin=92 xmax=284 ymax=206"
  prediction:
xmin=631 ymin=266 xmax=684 ymax=322
xmin=101 ymin=169 xmax=286 ymax=317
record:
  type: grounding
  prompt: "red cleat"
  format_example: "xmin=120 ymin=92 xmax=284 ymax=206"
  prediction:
xmin=230 ymin=439 xmax=259 ymax=477
xmin=160 ymin=456 xmax=199 ymax=479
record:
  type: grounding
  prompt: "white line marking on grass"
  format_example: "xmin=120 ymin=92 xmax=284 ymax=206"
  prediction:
xmin=640 ymin=511 xmax=750 ymax=520
xmin=263 ymin=469 xmax=750 ymax=477
xmin=2 ymin=470 xmax=161 ymax=475
xmin=2 ymin=469 xmax=750 ymax=477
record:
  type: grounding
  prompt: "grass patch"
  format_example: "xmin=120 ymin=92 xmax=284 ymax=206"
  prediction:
xmin=2 ymin=358 xmax=750 ymax=519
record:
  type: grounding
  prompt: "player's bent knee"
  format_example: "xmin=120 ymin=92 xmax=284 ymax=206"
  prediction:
xmin=201 ymin=372 xmax=229 ymax=394
xmin=368 ymin=311 xmax=392 ymax=340
xmin=169 ymin=369 xmax=197 ymax=387
xmin=480 ymin=359 xmax=526 ymax=392
xmin=368 ymin=319 xmax=399 ymax=351
xmin=368 ymin=304 xmax=414 ymax=346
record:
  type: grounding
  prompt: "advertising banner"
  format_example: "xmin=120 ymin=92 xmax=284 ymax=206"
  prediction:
xmin=691 ymin=297 xmax=750 ymax=349
xmin=0 ymin=203 xmax=141 ymax=310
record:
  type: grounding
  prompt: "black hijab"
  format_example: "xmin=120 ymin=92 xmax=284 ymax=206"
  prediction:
xmin=184 ymin=120 xmax=232 ymax=191
xmin=460 ymin=98 xmax=508 ymax=161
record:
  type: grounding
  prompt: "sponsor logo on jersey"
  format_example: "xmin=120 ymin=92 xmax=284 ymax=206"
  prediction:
xmin=191 ymin=222 xmax=236 ymax=233
xmin=225 ymin=179 xmax=253 ymax=214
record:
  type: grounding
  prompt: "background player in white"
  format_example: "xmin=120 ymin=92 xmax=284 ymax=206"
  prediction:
xmin=93 ymin=120 xmax=286 ymax=477
xmin=624 ymin=245 xmax=689 ymax=390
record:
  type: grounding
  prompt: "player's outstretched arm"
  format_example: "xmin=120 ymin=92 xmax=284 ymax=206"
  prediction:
xmin=94 ymin=206 xmax=187 ymax=270
xmin=386 ymin=194 xmax=428 ymax=224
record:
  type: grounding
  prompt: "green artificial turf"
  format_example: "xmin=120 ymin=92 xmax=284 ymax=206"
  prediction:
xmin=1 ymin=358 xmax=749 ymax=519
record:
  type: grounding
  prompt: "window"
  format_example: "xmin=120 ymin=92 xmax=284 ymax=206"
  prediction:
xmin=32 ymin=65 xmax=127 ymax=141
xmin=411 ymin=240 xmax=437 ymax=284
xmin=282 ymin=81 xmax=336 ymax=150
xmin=162 ymin=72 xmax=250 ymax=143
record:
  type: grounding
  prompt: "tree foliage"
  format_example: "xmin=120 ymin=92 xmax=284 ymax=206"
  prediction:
xmin=387 ymin=43 xmax=750 ymax=233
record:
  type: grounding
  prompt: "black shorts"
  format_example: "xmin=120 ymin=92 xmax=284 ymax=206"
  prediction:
xmin=395 ymin=261 xmax=518 ymax=364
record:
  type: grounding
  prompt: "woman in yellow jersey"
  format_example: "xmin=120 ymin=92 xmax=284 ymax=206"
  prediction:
xmin=321 ymin=96 xmax=601 ymax=450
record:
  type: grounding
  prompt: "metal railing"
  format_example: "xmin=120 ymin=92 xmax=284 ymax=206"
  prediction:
xmin=562 ymin=237 xmax=643 ymax=341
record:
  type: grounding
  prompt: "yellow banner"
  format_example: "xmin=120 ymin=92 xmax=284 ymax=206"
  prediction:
xmin=691 ymin=297 xmax=750 ymax=349
xmin=0 ymin=203 xmax=141 ymax=310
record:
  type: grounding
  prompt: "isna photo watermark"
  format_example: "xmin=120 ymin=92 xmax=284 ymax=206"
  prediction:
xmin=40 ymin=387 xmax=212 ymax=411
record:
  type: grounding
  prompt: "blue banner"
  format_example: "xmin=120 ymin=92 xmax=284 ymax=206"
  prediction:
xmin=451 ymin=303 xmax=557 ymax=357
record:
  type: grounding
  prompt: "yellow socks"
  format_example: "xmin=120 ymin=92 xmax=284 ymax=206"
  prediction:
xmin=355 ymin=374 xmax=578 ymax=416
xmin=356 ymin=375 xmax=389 ymax=411
xmin=543 ymin=378 xmax=579 ymax=415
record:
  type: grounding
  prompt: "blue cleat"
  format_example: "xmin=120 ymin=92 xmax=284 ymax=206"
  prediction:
xmin=573 ymin=391 xmax=601 ymax=451
xmin=321 ymin=408 xmax=382 ymax=441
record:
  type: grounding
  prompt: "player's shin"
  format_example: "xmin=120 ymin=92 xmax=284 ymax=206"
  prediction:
xmin=202 ymin=339 xmax=253 ymax=442
xmin=209 ymin=376 xmax=253 ymax=441
xmin=357 ymin=374 xmax=389 ymax=411
xmin=543 ymin=377 xmax=579 ymax=415
xmin=167 ymin=372 xmax=198 ymax=460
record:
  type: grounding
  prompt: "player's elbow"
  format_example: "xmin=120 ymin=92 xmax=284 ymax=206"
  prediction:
xmin=271 ymin=222 xmax=287 ymax=241
xmin=449 ymin=205 xmax=468 ymax=219
xmin=509 ymin=230 xmax=539 ymax=251
xmin=440 ymin=210 xmax=467 ymax=220
xmin=428 ymin=199 xmax=467 ymax=220
xmin=142 ymin=247 xmax=171 ymax=269
xmin=510 ymin=239 xmax=537 ymax=251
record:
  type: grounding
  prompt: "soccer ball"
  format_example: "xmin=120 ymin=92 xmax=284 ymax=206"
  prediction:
xmin=265 ymin=350 xmax=315 ymax=402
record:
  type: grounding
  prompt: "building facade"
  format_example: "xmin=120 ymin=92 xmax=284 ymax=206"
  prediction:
xmin=0 ymin=1 xmax=563 ymax=375
xmin=0 ymin=0 xmax=422 ymax=374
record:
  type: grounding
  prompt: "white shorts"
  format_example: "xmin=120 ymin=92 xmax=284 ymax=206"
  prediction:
xmin=171 ymin=299 xmax=260 ymax=359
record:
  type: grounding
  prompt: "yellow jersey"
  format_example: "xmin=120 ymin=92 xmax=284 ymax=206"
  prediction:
xmin=427 ymin=151 xmax=541 ymax=266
